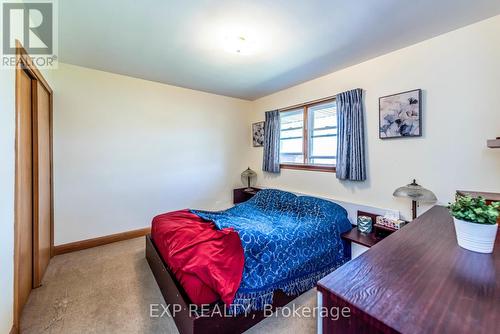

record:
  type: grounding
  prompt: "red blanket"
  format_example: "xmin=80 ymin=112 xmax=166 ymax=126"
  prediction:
xmin=151 ymin=210 xmax=244 ymax=305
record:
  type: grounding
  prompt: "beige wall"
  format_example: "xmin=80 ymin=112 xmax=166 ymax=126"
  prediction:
xmin=44 ymin=64 xmax=252 ymax=245
xmin=0 ymin=68 xmax=16 ymax=333
xmin=248 ymin=15 xmax=500 ymax=220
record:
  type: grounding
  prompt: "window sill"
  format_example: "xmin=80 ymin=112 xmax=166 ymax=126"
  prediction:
xmin=280 ymin=163 xmax=336 ymax=173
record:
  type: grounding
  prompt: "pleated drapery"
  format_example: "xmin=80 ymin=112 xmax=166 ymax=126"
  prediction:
xmin=336 ymin=89 xmax=366 ymax=181
xmin=262 ymin=110 xmax=281 ymax=173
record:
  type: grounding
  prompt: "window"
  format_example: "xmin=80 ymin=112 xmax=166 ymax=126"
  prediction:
xmin=279 ymin=108 xmax=304 ymax=164
xmin=279 ymin=99 xmax=337 ymax=172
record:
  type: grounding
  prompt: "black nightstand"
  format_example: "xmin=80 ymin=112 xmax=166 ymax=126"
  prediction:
xmin=233 ymin=187 xmax=261 ymax=204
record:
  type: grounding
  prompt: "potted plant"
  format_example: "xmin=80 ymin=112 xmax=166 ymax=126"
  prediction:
xmin=448 ymin=196 xmax=499 ymax=253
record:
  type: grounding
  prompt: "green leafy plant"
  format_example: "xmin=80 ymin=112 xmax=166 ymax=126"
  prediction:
xmin=448 ymin=196 xmax=500 ymax=225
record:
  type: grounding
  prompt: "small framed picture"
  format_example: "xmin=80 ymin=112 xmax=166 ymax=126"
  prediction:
xmin=379 ymin=89 xmax=422 ymax=139
xmin=252 ymin=121 xmax=265 ymax=147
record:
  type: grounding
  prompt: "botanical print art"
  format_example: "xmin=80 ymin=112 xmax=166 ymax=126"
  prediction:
xmin=379 ymin=89 xmax=421 ymax=138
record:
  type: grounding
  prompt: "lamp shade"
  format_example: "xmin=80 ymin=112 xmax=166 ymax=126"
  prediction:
xmin=241 ymin=167 xmax=257 ymax=190
xmin=393 ymin=179 xmax=437 ymax=202
xmin=241 ymin=167 xmax=257 ymax=179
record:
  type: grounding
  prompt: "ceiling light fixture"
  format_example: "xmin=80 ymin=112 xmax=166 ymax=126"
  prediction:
xmin=222 ymin=34 xmax=257 ymax=55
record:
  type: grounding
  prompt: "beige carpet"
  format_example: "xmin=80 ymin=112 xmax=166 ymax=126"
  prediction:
xmin=21 ymin=237 xmax=317 ymax=334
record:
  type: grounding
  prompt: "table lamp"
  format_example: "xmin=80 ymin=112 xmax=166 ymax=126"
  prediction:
xmin=393 ymin=179 xmax=437 ymax=220
xmin=241 ymin=167 xmax=257 ymax=192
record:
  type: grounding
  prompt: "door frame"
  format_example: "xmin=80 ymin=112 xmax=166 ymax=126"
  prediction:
xmin=13 ymin=40 xmax=54 ymax=332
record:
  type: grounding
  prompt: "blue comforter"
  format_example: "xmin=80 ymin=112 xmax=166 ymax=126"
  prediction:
xmin=192 ymin=189 xmax=351 ymax=312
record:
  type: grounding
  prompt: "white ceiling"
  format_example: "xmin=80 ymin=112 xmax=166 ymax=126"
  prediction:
xmin=59 ymin=0 xmax=500 ymax=100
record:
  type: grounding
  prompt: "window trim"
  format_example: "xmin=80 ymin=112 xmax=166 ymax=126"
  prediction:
xmin=279 ymin=97 xmax=336 ymax=173
xmin=280 ymin=163 xmax=336 ymax=173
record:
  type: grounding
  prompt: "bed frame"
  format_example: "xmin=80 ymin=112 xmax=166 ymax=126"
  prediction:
xmin=145 ymin=234 xmax=298 ymax=334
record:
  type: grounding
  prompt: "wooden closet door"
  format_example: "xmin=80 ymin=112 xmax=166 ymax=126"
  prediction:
xmin=16 ymin=68 xmax=34 ymax=313
xmin=14 ymin=41 xmax=54 ymax=330
xmin=33 ymin=81 xmax=52 ymax=286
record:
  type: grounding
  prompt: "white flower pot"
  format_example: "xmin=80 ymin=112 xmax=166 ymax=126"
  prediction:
xmin=453 ymin=218 xmax=498 ymax=253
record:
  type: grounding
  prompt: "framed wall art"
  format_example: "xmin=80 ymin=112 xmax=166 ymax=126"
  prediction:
xmin=252 ymin=121 xmax=265 ymax=147
xmin=379 ymin=89 xmax=422 ymax=139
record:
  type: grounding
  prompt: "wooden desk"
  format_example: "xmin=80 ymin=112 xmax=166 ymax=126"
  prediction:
xmin=317 ymin=206 xmax=500 ymax=334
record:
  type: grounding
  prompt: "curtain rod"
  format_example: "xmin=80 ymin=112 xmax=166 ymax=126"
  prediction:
xmin=277 ymin=88 xmax=362 ymax=112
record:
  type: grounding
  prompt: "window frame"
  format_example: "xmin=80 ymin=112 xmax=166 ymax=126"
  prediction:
xmin=279 ymin=97 xmax=337 ymax=173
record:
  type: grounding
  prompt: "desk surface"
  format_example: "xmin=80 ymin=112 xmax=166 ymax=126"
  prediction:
xmin=318 ymin=206 xmax=500 ymax=334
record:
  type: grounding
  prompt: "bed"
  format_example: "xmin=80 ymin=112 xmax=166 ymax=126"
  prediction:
xmin=146 ymin=189 xmax=351 ymax=334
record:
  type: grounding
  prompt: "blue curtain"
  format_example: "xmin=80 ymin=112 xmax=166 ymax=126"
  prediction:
xmin=262 ymin=110 xmax=280 ymax=173
xmin=336 ymin=89 xmax=366 ymax=181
